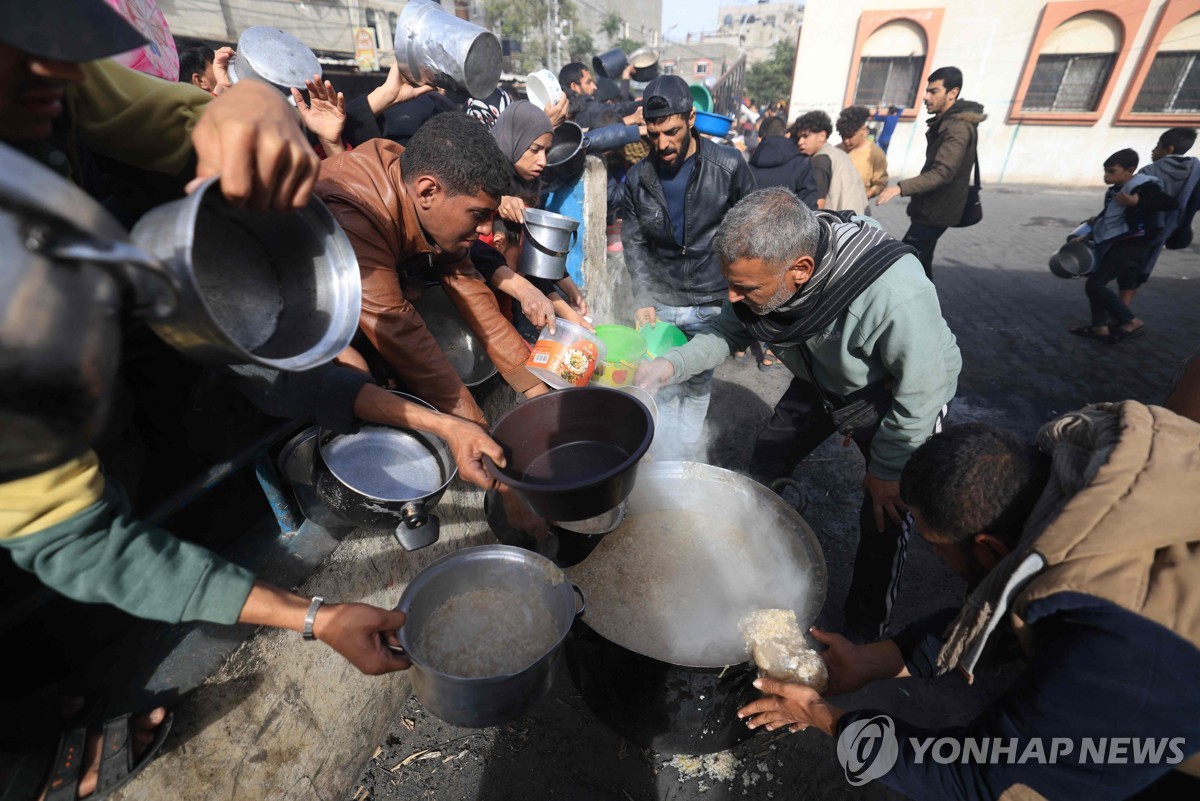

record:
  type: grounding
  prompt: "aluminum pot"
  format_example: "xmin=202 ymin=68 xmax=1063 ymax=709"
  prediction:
xmin=130 ymin=177 xmax=362 ymax=371
xmin=563 ymin=461 xmax=827 ymax=754
xmin=411 ymin=284 xmax=498 ymax=386
xmin=277 ymin=426 xmax=354 ymax=529
xmin=314 ymin=393 xmax=457 ymax=551
xmin=394 ymin=0 xmax=502 ymax=99
xmin=1049 ymin=241 xmax=1096 ymax=279
xmin=485 ymin=387 xmax=654 ymax=521
xmin=227 ymin=26 xmax=321 ymax=92
xmin=541 ymin=122 xmax=589 ymax=191
xmin=395 ymin=544 xmax=586 ymax=727
xmin=518 ymin=208 xmax=580 ymax=281
xmin=629 ymin=48 xmax=660 ymax=81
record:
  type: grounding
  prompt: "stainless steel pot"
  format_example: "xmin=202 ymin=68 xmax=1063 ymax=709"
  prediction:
xmin=130 ymin=177 xmax=362 ymax=371
xmin=227 ymin=26 xmax=321 ymax=91
xmin=0 ymin=143 xmax=178 ymax=480
xmin=411 ymin=284 xmax=497 ymax=386
xmin=1049 ymin=241 xmax=1095 ymax=279
xmin=395 ymin=544 xmax=586 ymax=727
xmin=313 ymin=393 xmax=456 ymax=550
xmin=394 ymin=0 xmax=502 ymax=99
xmin=564 ymin=461 xmax=827 ymax=754
xmin=277 ymin=426 xmax=354 ymax=529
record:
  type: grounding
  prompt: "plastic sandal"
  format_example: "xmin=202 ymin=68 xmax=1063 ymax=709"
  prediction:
xmin=44 ymin=711 xmax=173 ymax=801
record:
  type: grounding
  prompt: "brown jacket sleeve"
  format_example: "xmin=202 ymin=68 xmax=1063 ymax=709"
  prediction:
xmin=899 ymin=120 xmax=972 ymax=197
xmin=439 ymin=258 xmax=541 ymax=394
xmin=316 ymin=147 xmax=485 ymax=423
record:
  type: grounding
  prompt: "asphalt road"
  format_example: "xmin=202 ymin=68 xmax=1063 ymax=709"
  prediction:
xmin=348 ymin=184 xmax=1200 ymax=801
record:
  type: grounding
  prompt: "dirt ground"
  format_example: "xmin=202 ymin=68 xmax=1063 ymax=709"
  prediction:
xmin=347 ymin=185 xmax=1199 ymax=801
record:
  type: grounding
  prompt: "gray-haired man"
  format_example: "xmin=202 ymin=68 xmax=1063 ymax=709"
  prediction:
xmin=635 ymin=188 xmax=960 ymax=638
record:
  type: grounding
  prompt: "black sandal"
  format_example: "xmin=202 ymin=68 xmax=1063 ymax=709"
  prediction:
xmin=1068 ymin=325 xmax=1109 ymax=342
xmin=43 ymin=711 xmax=173 ymax=801
xmin=1106 ymin=325 xmax=1146 ymax=345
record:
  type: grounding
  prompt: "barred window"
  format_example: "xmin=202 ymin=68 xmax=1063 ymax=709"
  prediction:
xmin=1134 ymin=51 xmax=1200 ymax=112
xmin=854 ymin=56 xmax=924 ymax=108
xmin=1024 ymin=53 xmax=1116 ymax=111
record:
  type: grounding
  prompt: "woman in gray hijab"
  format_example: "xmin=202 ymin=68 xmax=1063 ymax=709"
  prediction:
xmin=478 ymin=100 xmax=590 ymax=331
xmin=491 ymin=100 xmax=554 ymax=223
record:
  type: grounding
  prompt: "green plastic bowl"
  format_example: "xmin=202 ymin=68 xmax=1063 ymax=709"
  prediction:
xmin=689 ymin=84 xmax=712 ymax=113
xmin=594 ymin=325 xmax=647 ymax=363
xmin=640 ymin=322 xmax=688 ymax=359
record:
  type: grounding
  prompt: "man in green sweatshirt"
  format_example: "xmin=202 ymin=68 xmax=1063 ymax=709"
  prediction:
xmin=635 ymin=188 xmax=960 ymax=640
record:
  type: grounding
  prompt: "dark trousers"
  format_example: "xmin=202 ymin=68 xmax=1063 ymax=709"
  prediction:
xmin=1087 ymin=239 xmax=1150 ymax=327
xmin=902 ymin=222 xmax=947 ymax=280
xmin=749 ymin=378 xmax=943 ymax=639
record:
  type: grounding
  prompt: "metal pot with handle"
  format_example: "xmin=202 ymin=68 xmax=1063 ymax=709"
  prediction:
xmin=313 ymin=392 xmax=456 ymax=550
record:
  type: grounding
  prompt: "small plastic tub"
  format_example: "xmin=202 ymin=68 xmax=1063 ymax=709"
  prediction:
xmin=591 ymin=324 xmax=647 ymax=387
xmin=694 ymin=111 xmax=733 ymax=137
xmin=640 ymin=322 xmax=688 ymax=359
xmin=526 ymin=318 xmax=607 ymax=388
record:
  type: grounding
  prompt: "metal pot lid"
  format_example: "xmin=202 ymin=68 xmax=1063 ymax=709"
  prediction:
xmin=234 ymin=26 xmax=321 ymax=90
xmin=0 ymin=142 xmax=128 ymax=242
xmin=321 ymin=425 xmax=451 ymax=502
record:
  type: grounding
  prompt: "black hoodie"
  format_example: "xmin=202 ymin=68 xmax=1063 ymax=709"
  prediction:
xmin=748 ymin=135 xmax=819 ymax=209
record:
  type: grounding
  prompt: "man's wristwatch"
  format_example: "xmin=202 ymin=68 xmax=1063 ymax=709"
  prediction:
xmin=302 ymin=596 xmax=324 ymax=641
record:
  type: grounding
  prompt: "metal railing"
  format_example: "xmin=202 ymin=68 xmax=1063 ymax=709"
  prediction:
xmin=711 ymin=54 xmax=747 ymax=117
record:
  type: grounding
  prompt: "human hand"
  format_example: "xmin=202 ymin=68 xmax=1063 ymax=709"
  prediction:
xmin=877 ymin=185 xmax=902 ymax=205
xmin=311 ymin=601 xmax=412 ymax=675
xmin=367 ymin=62 xmax=435 ymax=115
xmin=211 ymin=46 xmax=235 ymax=95
xmin=546 ymin=92 xmax=570 ymax=127
xmin=550 ymin=298 xmax=592 ymax=331
xmin=565 ymin=287 xmax=588 ymax=317
xmin=863 ymin=473 xmax=906 ymax=532
xmin=292 ymin=76 xmax=346 ymax=151
xmin=737 ymin=677 xmax=844 ymax=735
xmin=633 ymin=357 xmax=675 ymax=394
xmin=623 ymin=108 xmax=644 ymax=127
xmin=498 ymin=195 xmax=527 ymax=224
xmin=809 ymin=627 xmax=907 ymax=695
xmin=520 ymin=289 xmax=557 ymax=333
xmin=634 ymin=306 xmax=657 ymax=329
xmin=442 ymin=418 xmax=506 ymax=490
xmin=1114 ymin=190 xmax=1139 ymax=208
xmin=187 ymin=79 xmax=320 ymax=210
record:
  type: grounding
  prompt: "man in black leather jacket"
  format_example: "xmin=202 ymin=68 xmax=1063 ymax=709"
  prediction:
xmin=622 ymin=75 xmax=756 ymax=457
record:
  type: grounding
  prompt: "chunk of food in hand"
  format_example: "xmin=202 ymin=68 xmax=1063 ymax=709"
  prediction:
xmin=739 ymin=608 xmax=828 ymax=692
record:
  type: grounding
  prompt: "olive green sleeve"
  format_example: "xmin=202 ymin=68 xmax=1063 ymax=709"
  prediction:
xmin=73 ymin=59 xmax=212 ymax=177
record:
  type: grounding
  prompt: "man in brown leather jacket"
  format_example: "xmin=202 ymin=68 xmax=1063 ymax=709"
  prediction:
xmin=316 ymin=112 xmax=548 ymax=426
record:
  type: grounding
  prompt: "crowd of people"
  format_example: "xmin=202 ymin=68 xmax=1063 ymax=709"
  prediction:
xmin=1 ymin=1 xmax=1198 ymax=800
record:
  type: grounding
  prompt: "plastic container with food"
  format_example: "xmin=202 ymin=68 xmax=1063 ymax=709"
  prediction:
xmin=526 ymin=318 xmax=607 ymax=388
xmin=591 ymin=324 xmax=647 ymax=387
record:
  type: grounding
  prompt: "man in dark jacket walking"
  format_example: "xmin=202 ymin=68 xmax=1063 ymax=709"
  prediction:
xmin=878 ymin=66 xmax=986 ymax=279
xmin=622 ymin=74 xmax=757 ymax=457
xmin=749 ymin=115 xmax=819 ymax=209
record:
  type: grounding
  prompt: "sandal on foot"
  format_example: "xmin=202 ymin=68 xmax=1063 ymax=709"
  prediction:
xmin=1068 ymin=325 xmax=1109 ymax=342
xmin=758 ymin=351 xmax=785 ymax=370
xmin=44 ymin=711 xmax=173 ymax=801
xmin=1106 ymin=325 xmax=1145 ymax=345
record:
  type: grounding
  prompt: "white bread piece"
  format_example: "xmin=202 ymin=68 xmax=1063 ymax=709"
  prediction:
xmin=739 ymin=608 xmax=828 ymax=692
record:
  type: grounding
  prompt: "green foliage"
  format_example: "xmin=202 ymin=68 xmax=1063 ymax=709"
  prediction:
xmin=600 ymin=11 xmax=623 ymax=40
xmin=616 ymin=37 xmax=644 ymax=56
xmin=568 ymin=32 xmax=595 ymax=62
xmin=482 ymin=0 xmax=581 ymax=73
xmin=745 ymin=39 xmax=796 ymax=108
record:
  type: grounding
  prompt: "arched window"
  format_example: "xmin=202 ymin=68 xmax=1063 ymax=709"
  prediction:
xmin=1133 ymin=13 xmax=1200 ymax=113
xmin=1024 ymin=12 xmax=1121 ymax=112
xmin=853 ymin=20 xmax=926 ymax=108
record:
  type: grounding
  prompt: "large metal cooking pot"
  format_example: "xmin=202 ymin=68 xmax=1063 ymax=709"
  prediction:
xmin=0 ymin=143 xmax=178 ymax=480
xmin=395 ymin=544 xmax=585 ymax=727
xmin=394 ymin=0 xmax=502 ymax=99
xmin=411 ymin=284 xmax=497 ymax=386
xmin=485 ymin=387 xmax=654 ymax=521
xmin=227 ymin=26 xmax=321 ymax=92
xmin=1049 ymin=240 xmax=1096 ymax=279
xmin=563 ymin=461 xmax=827 ymax=754
xmin=541 ymin=122 xmax=589 ymax=191
xmin=313 ymin=393 xmax=456 ymax=550
xmin=277 ymin=426 xmax=354 ymax=529
xmin=130 ymin=177 xmax=362 ymax=371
